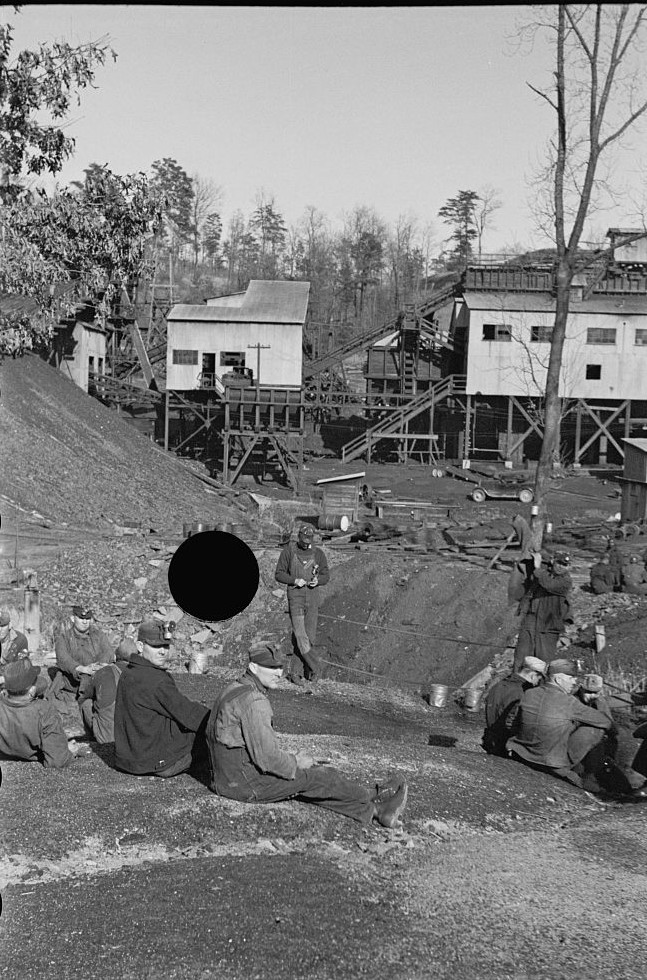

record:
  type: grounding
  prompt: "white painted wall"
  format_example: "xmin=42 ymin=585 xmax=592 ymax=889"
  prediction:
xmin=464 ymin=307 xmax=647 ymax=399
xmin=166 ymin=320 xmax=303 ymax=390
xmin=61 ymin=325 xmax=106 ymax=392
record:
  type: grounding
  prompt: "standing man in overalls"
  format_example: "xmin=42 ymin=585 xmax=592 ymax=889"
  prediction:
xmin=275 ymin=525 xmax=330 ymax=686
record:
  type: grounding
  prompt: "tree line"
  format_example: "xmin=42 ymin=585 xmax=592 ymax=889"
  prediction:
xmin=0 ymin=14 xmax=506 ymax=356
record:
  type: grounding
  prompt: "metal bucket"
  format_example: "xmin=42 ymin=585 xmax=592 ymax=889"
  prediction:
xmin=428 ymin=684 xmax=449 ymax=708
xmin=191 ymin=522 xmax=213 ymax=536
xmin=463 ymin=688 xmax=482 ymax=711
xmin=318 ymin=514 xmax=350 ymax=532
xmin=188 ymin=648 xmax=209 ymax=674
xmin=182 ymin=522 xmax=194 ymax=538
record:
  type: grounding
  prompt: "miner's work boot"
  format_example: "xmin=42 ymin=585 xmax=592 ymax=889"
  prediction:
xmin=375 ymin=781 xmax=408 ymax=828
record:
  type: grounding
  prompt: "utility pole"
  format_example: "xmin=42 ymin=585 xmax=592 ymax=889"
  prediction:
xmin=248 ymin=343 xmax=270 ymax=396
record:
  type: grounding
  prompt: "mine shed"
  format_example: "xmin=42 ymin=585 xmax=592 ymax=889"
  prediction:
xmin=163 ymin=280 xmax=310 ymax=489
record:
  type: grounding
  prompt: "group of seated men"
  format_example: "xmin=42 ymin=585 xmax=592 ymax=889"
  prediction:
xmin=0 ymin=603 xmax=409 ymax=830
xmin=482 ymin=654 xmax=647 ymax=797
xmin=590 ymin=545 xmax=647 ymax=596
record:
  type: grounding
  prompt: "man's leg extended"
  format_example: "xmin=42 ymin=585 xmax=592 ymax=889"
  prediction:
xmin=213 ymin=746 xmax=374 ymax=824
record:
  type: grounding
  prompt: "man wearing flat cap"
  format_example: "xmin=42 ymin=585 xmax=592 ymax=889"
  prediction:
xmin=275 ymin=524 xmax=330 ymax=686
xmin=0 ymin=609 xmax=29 ymax=667
xmin=482 ymin=656 xmax=547 ymax=757
xmin=512 ymin=551 xmax=573 ymax=673
xmin=206 ymin=643 xmax=409 ymax=828
xmin=0 ymin=659 xmax=81 ymax=768
xmin=507 ymin=659 xmax=614 ymax=788
xmin=114 ymin=619 xmax=210 ymax=777
xmin=51 ymin=602 xmax=115 ymax=703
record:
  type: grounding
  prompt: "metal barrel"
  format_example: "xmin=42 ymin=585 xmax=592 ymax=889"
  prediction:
xmin=463 ymin=688 xmax=482 ymax=711
xmin=318 ymin=514 xmax=350 ymax=532
xmin=428 ymin=684 xmax=449 ymax=708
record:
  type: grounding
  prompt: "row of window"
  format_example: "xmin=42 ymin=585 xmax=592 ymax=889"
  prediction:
xmin=482 ymin=324 xmax=647 ymax=345
xmin=172 ymin=350 xmax=246 ymax=366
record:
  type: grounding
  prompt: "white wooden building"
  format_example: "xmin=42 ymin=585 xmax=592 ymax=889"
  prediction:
xmin=166 ymin=280 xmax=310 ymax=393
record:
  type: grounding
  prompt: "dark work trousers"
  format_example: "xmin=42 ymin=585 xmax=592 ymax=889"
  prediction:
xmin=211 ymin=744 xmax=375 ymax=824
xmin=513 ymin=615 xmax=560 ymax=672
xmin=288 ymin=588 xmax=321 ymax=680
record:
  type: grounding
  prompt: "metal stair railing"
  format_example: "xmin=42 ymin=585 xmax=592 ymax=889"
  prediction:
xmin=341 ymin=374 xmax=466 ymax=463
xmin=303 ymin=282 xmax=459 ymax=379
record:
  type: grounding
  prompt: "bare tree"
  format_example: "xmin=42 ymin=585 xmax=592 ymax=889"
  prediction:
xmin=522 ymin=4 xmax=647 ymax=542
xmin=475 ymin=185 xmax=503 ymax=259
xmin=188 ymin=174 xmax=222 ymax=276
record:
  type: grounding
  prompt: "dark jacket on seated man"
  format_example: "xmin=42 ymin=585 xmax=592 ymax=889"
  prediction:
xmin=114 ymin=621 xmax=209 ymax=776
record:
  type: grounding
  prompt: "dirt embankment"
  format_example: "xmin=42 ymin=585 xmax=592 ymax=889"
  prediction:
xmin=0 ymin=354 xmax=245 ymax=529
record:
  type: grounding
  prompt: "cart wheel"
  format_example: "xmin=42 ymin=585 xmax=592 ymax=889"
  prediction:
xmin=471 ymin=487 xmax=487 ymax=503
xmin=518 ymin=488 xmax=534 ymax=504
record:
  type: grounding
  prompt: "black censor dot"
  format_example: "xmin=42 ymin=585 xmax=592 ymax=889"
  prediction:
xmin=168 ymin=530 xmax=259 ymax=622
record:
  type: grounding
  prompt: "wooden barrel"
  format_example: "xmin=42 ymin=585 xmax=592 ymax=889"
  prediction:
xmin=318 ymin=514 xmax=350 ymax=532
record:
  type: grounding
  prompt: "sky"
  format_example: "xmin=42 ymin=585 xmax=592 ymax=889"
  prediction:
xmin=4 ymin=4 xmax=646 ymax=252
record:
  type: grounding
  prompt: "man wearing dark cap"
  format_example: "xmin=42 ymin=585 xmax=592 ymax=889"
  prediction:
xmin=506 ymin=659 xmax=613 ymax=788
xmin=114 ymin=619 xmax=210 ymax=777
xmin=274 ymin=524 xmax=330 ymax=686
xmin=0 ymin=659 xmax=81 ymax=768
xmin=512 ymin=551 xmax=573 ymax=673
xmin=0 ymin=609 xmax=29 ymax=666
xmin=51 ymin=602 xmax=115 ymax=712
xmin=206 ymin=643 xmax=409 ymax=828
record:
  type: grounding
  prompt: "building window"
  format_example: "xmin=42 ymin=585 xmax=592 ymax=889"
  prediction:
xmin=586 ymin=327 xmax=616 ymax=345
xmin=530 ymin=325 xmax=553 ymax=343
xmin=635 ymin=329 xmax=647 ymax=346
xmin=172 ymin=349 xmax=199 ymax=365
xmin=586 ymin=364 xmax=601 ymax=380
xmin=220 ymin=351 xmax=246 ymax=368
xmin=482 ymin=323 xmax=512 ymax=342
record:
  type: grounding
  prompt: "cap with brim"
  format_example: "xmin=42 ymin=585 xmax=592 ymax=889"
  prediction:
xmin=249 ymin=643 xmax=284 ymax=669
xmin=522 ymin=656 xmax=547 ymax=674
xmin=137 ymin=620 xmax=170 ymax=648
xmin=581 ymin=673 xmax=604 ymax=693
xmin=72 ymin=605 xmax=93 ymax=619
xmin=3 ymin=659 xmax=40 ymax=694
xmin=551 ymin=553 xmax=571 ymax=566
xmin=0 ymin=610 xmax=10 ymax=627
xmin=547 ymin=658 xmax=578 ymax=677
xmin=297 ymin=525 xmax=314 ymax=538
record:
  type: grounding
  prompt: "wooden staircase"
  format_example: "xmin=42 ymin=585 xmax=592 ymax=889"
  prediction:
xmin=340 ymin=374 xmax=467 ymax=464
xmin=303 ymin=282 xmax=458 ymax=380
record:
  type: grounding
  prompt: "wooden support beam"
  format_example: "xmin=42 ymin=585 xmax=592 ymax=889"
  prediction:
xmin=229 ymin=434 xmax=261 ymax=485
xmin=577 ymin=400 xmax=628 ymax=460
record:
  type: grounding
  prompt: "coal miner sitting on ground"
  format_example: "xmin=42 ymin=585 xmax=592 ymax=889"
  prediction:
xmin=206 ymin=643 xmax=409 ymax=828
xmin=506 ymin=659 xmax=647 ymax=797
xmin=78 ymin=638 xmax=137 ymax=744
xmin=0 ymin=659 xmax=85 ymax=768
xmin=114 ymin=620 xmax=210 ymax=778
xmin=48 ymin=601 xmax=115 ymax=733
xmin=481 ymin=656 xmax=547 ymax=757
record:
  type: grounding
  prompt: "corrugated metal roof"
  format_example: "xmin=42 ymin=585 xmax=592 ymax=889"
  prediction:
xmin=463 ymin=291 xmax=647 ymax=314
xmin=169 ymin=280 xmax=311 ymax=324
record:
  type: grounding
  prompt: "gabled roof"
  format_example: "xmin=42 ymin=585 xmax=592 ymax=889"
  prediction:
xmin=169 ymin=280 xmax=311 ymax=325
